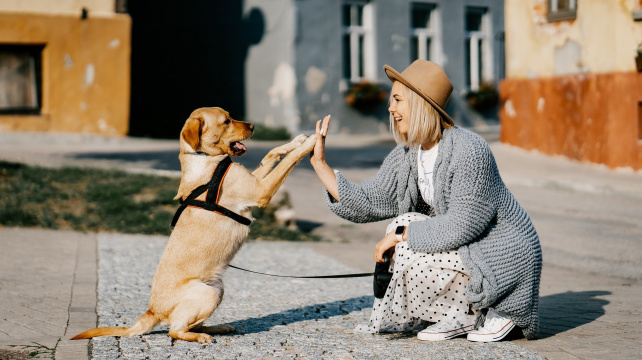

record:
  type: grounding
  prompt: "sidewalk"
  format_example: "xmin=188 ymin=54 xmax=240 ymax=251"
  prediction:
xmin=0 ymin=228 xmax=96 ymax=360
xmin=0 ymin=130 xmax=641 ymax=359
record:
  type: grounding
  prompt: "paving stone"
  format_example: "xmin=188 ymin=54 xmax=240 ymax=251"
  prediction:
xmin=90 ymin=235 xmax=545 ymax=359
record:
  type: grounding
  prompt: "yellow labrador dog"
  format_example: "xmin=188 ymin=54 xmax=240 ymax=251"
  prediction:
xmin=72 ymin=107 xmax=317 ymax=343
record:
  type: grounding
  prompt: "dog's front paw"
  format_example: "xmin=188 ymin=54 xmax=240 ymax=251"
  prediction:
xmin=301 ymin=134 xmax=317 ymax=152
xmin=290 ymin=134 xmax=308 ymax=146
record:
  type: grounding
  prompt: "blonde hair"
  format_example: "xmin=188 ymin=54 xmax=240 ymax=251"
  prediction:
xmin=389 ymin=82 xmax=453 ymax=147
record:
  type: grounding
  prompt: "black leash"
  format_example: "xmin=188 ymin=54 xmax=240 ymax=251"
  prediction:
xmin=228 ymin=264 xmax=373 ymax=279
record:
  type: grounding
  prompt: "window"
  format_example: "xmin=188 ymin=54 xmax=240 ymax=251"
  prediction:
xmin=465 ymin=7 xmax=492 ymax=92
xmin=410 ymin=3 xmax=443 ymax=65
xmin=342 ymin=1 xmax=376 ymax=82
xmin=547 ymin=0 xmax=577 ymax=22
xmin=0 ymin=45 xmax=43 ymax=115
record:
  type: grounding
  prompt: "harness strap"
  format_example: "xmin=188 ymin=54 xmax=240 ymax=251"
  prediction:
xmin=171 ymin=156 xmax=252 ymax=228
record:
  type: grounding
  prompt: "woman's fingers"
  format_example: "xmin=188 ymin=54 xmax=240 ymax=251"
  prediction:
xmin=321 ymin=115 xmax=330 ymax=137
xmin=375 ymin=234 xmax=398 ymax=262
xmin=311 ymin=119 xmax=325 ymax=163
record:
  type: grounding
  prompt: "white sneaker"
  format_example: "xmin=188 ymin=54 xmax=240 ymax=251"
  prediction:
xmin=467 ymin=309 xmax=515 ymax=342
xmin=417 ymin=315 xmax=476 ymax=341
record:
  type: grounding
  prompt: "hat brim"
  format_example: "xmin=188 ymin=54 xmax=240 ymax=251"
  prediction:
xmin=384 ymin=65 xmax=454 ymax=127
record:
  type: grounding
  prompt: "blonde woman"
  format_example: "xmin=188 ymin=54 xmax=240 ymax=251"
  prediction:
xmin=310 ymin=60 xmax=541 ymax=342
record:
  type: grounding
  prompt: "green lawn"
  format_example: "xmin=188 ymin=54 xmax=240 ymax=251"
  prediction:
xmin=0 ymin=161 xmax=319 ymax=241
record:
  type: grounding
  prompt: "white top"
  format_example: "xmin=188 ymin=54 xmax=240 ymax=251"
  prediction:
xmin=417 ymin=143 xmax=439 ymax=205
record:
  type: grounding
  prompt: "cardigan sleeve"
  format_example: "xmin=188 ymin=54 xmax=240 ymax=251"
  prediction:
xmin=323 ymin=146 xmax=404 ymax=223
xmin=407 ymin=136 xmax=498 ymax=252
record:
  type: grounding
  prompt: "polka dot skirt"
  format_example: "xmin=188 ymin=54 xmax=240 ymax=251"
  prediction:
xmin=355 ymin=212 xmax=471 ymax=333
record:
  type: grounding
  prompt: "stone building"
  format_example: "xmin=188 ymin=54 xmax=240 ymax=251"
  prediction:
xmin=501 ymin=0 xmax=642 ymax=170
xmin=0 ymin=0 xmax=505 ymax=138
xmin=244 ymin=0 xmax=505 ymax=135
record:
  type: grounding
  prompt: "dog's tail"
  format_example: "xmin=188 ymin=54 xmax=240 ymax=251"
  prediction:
xmin=71 ymin=309 xmax=159 ymax=340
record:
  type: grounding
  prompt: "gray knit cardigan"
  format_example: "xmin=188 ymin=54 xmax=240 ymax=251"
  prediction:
xmin=325 ymin=126 xmax=542 ymax=339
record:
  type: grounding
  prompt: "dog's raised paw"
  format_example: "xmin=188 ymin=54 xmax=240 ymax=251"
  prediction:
xmin=302 ymin=134 xmax=317 ymax=150
xmin=291 ymin=134 xmax=308 ymax=146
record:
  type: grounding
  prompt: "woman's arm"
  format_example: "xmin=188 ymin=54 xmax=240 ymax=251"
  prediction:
xmin=309 ymin=115 xmax=340 ymax=201
xmin=310 ymin=115 xmax=402 ymax=223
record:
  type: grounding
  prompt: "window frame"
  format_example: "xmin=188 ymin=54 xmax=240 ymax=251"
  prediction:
xmin=0 ymin=44 xmax=44 ymax=115
xmin=547 ymin=0 xmax=577 ymax=22
xmin=465 ymin=7 xmax=493 ymax=92
xmin=410 ymin=2 xmax=443 ymax=66
xmin=342 ymin=0 xmax=376 ymax=83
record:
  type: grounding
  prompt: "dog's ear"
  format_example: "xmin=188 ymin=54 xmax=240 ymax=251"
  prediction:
xmin=180 ymin=116 xmax=203 ymax=153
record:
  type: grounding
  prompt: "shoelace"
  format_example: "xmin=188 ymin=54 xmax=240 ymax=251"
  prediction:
xmin=434 ymin=317 xmax=475 ymax=331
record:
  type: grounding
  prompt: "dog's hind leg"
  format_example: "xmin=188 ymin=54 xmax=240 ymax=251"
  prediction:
xmin=168 ymin=302 xmax=216 ymax=343
xmin=167 ymin=283 xmax=222 ymax=343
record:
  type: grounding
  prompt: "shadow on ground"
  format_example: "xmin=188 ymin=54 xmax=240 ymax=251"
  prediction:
xmin=177 ymin=296 xmax=374 ymax=336
xmin=536 ymin=290 xmax=609 ymax=339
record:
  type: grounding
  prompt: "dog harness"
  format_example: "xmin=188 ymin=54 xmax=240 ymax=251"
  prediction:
xmin=171 ymin=156 xmax=252 ymax=228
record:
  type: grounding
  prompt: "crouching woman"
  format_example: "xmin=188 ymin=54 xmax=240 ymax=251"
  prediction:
xmin=309 ymin=60 xmax=541 ymax=341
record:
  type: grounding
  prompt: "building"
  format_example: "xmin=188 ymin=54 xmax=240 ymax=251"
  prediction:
xmin=501 ymin=0 xmax=642 ymax=170
xmin=0 ymin=0 xmax=130 ymax=135
xmin=0 ymin=1 xmax=505 ymax=138
xmin=245 ymin=0 xmax=505 ymax=135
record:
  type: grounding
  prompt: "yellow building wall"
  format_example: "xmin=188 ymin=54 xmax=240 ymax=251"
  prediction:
xmin=0 ymin=11 xmax=131 ymax=135
xmin=0 ymin=0 xmax=115 ymax=16
xmin=505 ymin=0 xmax=642 ymax=78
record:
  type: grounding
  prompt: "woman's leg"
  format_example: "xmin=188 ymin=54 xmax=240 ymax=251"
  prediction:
xmin=355 ymin=213 xmax=472 ymax=335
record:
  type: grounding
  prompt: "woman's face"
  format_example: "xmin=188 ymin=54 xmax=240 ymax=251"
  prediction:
xmin=388 ymin=82 xmax=411 ymax=136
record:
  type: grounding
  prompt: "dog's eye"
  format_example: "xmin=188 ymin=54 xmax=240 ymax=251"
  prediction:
xmin=224 ymin=119 xmax=230 ymax=124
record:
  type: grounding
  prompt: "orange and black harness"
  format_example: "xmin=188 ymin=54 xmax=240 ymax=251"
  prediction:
xmin=170 ymin=156 xmax=252 ymax=228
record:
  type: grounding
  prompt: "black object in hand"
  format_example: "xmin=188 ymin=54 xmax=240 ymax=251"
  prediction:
xmin=373 ymin=253 xmax=392 ymax=299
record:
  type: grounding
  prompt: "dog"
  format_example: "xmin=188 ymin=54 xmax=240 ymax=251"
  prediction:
xmin=71 ymin=107 xmax=317 ymax=343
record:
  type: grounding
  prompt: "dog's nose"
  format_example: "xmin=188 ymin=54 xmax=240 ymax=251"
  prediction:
xmin=248 ymin=123 xmax=254 ymax=130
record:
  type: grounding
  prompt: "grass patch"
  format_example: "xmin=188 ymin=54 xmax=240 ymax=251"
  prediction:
xmin=0 ymin=161 xmax=319 ymax=240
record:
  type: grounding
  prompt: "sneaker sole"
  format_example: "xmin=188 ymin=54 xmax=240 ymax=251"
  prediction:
xmin=467 ymin=321 xmax=515 ymax=342
xmin=417 ymin=324 xmax=474 ymax=341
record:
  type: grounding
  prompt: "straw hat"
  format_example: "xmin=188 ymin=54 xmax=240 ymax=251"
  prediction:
xmin=384 ymin=60 xmax=454 ymax=126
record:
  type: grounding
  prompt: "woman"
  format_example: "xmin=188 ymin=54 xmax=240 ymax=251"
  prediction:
xmin=309 ymin=60 xmax=541 ymax=342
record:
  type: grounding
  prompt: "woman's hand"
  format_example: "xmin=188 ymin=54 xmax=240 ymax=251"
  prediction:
xmin=310 ymin=115 xmax=330 ymax=167
xmin=309 ymin=115 xmax=340 ymax=201
xmin=374 ymin=232 xmax=399 ymax=263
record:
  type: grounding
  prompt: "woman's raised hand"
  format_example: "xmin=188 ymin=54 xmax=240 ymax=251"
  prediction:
xmin=309 ymin=115 xmax=340 ymax=201
xmin=310 ymin=115 xmax=330 ymax=166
